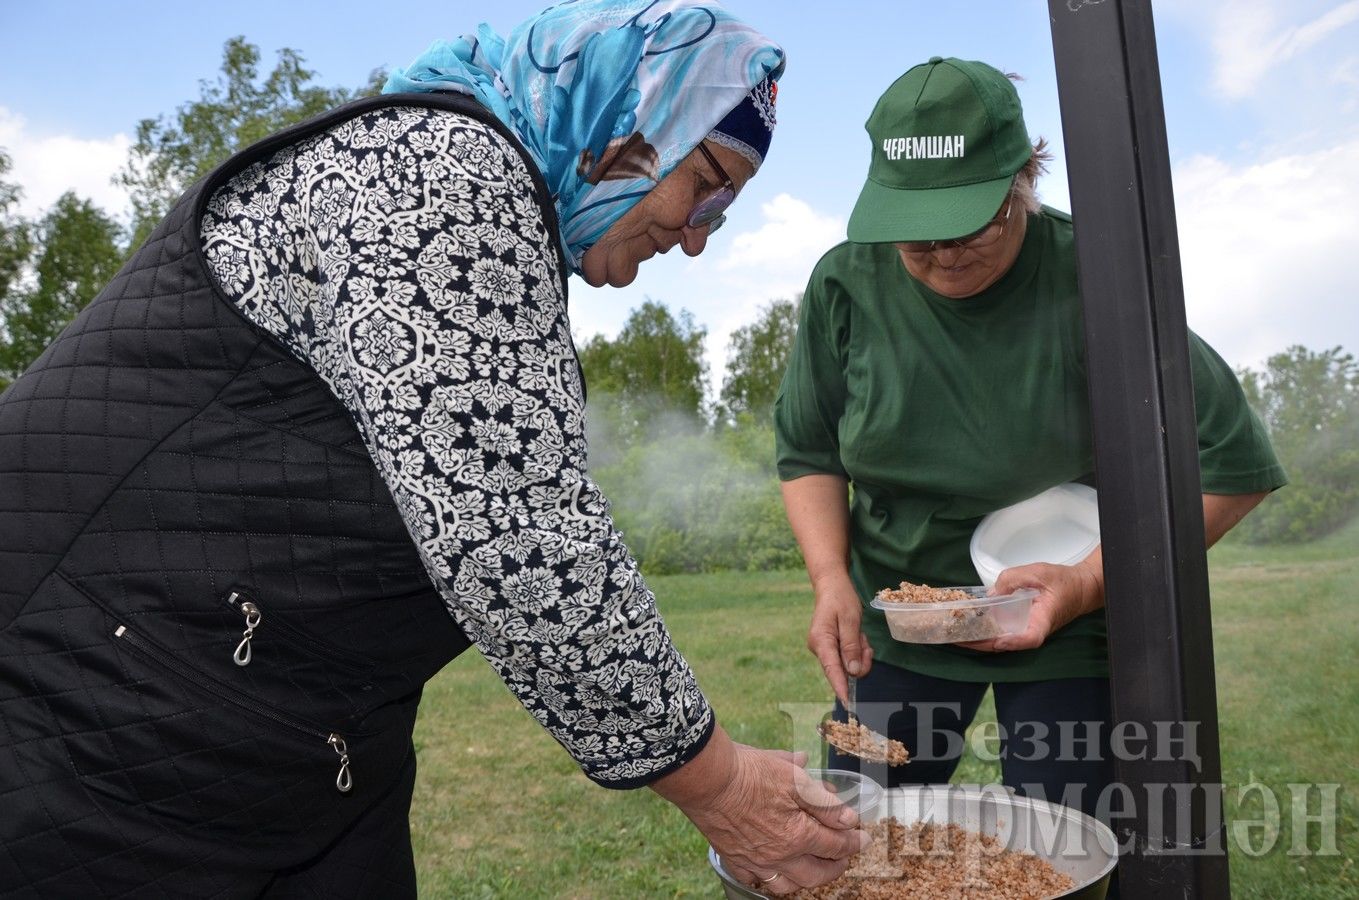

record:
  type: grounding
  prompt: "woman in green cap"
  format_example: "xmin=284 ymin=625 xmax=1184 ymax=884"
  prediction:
xmin=775 ymin=57 xmax=1285 ymax=822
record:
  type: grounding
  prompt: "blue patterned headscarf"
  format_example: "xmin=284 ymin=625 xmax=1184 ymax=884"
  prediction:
xmin=384 ymin=0 xmax=785 ymax=273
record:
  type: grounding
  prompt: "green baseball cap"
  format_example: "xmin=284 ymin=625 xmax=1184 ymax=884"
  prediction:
xmin=847 ymin=56 xmax=1033 ymax=244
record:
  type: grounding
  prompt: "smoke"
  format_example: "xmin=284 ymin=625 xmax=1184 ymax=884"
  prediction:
xmin=583 ymin=392 xmax=799 ymax=574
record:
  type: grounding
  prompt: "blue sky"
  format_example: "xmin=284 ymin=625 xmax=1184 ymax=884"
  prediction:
xmin=2 ymin=1 xmax=1357 ymax=384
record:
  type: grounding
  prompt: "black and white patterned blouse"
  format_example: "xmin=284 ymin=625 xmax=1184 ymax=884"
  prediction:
xmin=200 ymin=105 xmax=712 ymax=787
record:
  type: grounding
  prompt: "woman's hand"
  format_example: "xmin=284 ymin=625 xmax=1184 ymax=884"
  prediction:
xmin=957 ymin=554 xmax=1104 ymax=653
xmin=961 ymin=493 xmax=1268 ymax=654
xmin=779 ymin=475 xmax=866 ymax=706
xmin=807 ymin=573 xmax=874 ymax=707
xmin=651 ymin=728 xmax=869 ymax=895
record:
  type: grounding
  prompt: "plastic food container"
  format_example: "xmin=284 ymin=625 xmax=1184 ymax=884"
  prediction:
xmin=870 ymin=587 xmax=1037 ymax=643
xmin=971 ymin=482 xmax=1100 ymax=587
xmin=803 ymin=768 xmax=884 ymax=824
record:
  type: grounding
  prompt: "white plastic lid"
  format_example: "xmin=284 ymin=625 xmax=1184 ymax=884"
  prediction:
xmin=970 ymin=483 xmax=1100 ymax=587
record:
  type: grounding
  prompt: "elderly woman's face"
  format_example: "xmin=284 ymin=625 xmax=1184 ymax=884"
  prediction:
xmin=580 ymin=141 xmax=755 ymax=289
xmin=893 ymin=197 xmax=1028 ymax=299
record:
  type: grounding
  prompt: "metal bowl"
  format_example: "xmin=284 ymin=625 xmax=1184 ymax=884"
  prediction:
xmin=709 ymin=784 xmax=1118 ymax=899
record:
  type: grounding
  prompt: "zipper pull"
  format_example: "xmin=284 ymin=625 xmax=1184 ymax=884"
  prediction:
xmin=228 ymin=591 xmax=262 ymax=667
xmin=328 ymin=733 xmax=353 ymax=793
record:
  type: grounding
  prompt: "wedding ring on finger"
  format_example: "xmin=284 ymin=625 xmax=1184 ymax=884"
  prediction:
xmin=760 ymin=871 xmax=780 ymax=885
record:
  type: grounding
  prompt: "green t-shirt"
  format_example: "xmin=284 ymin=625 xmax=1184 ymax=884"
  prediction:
xmin=774 ymin=207 xmax=1286 ymax=683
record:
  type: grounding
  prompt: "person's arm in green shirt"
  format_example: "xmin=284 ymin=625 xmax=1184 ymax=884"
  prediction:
xmin=775 ymin=257 xmax=871 ymax=701
xmin=773 ymin=256 xmax=849 ymax=482
xmin=968 ymin=332 xmax=1284 ymax=652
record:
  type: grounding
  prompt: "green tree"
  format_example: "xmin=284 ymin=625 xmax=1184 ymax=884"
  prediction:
xmin=0 ymin=193 xmax=125 ymax=388
xmin=718 ymin=296 xmax=799 ymax=424
xmin=0 ymin=149 xmax=31 ymax=311
xmin=1239 ymin=345 xmax=1359 ymax=444
xmin=579 ymin=300 xmax=709 ymax=447
xmin=1236 ymin=345 xmax=1359 ymax=543
xmin=118 ymin=37 xmax=382 ymax=249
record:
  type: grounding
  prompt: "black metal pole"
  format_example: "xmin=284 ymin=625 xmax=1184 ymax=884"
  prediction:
xmin=1047 ymin=0 xmax=1230 ymax=895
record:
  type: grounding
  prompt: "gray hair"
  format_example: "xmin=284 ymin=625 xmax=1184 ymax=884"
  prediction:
xmin=1009 ymin=137 xmax=1053 ymax=216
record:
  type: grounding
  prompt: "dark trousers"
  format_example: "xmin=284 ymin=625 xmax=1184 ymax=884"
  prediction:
xmin=827 ymin=661 xmax=1116 ymax=822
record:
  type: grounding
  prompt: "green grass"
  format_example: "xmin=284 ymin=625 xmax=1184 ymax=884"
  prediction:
xmin=411 ymin=525 xmax=1359 ymax=898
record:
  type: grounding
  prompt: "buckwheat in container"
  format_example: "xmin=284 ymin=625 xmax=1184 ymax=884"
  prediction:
xmin=870 ymin=587 xmax=1037 ymax=643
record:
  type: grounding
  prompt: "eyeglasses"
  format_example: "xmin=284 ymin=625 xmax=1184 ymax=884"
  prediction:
xmin=897 ymin=198 xmax=1013 ymax=254
xmin=687 ymin=142 xmax=735 ymax=235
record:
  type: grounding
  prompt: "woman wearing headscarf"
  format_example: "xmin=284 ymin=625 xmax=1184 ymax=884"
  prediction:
xmin=0 ymin=3 xmax=864 ymax=897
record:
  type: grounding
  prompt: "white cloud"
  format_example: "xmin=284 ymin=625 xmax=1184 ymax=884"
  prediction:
xmin=1173 ymin=135 xmax=1359 ymax=367
xmin=718 ymin=192 xmax=844 ymax=270
xmin=701 ymin=194 xmax=843 ymax=389
xmin=1333 ymin=55 xmax=1359 ymax=94
xmin=1210 ymin=1 xmax=1359 ymax=99
xmin=0 ymin=106 xmax=132 ymax=222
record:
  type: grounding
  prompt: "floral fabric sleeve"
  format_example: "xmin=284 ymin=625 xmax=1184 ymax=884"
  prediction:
xmin=200 ymin=105 xmax=713 ymax=787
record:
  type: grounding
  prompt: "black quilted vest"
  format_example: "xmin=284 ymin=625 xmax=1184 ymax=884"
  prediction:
xmin=0 ymin=93 xmax=564 ymax=881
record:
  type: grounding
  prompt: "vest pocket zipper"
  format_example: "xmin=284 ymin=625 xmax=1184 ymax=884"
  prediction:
xmin=113 ymin=623 xmax=354 ymax=794
xmin=223 ymin=590 xmax=373 ymax=674
xmin=232 ymin=596 xmax=261 ymax=666
xmin=328 ymin=734 xmax=352 ymax=792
